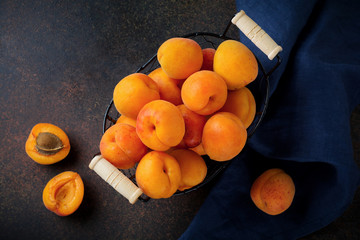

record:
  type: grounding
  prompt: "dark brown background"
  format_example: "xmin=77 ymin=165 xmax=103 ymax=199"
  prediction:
xmin=1 ymin=1 xmax=359 ymax=239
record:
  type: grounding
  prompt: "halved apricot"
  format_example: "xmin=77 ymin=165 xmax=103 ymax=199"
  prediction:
xmin=42 ymin=171 xmax=84 ymax=216
xmin=25 ymin=123 xmax=70 ymax=165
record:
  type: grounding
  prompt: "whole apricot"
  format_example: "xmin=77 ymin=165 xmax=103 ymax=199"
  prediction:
xmin=135 ymin=151 xmax=181 ymax=199
xmin=202 ymin=112 xmax=247 ymax=161
xmin=177 ymin=104 xmax=207 ymax=148
xmin=100 ymin=123 xmax=148 ymax=169
xmin=113 ymin=73 xmax=160 ymax=119
xmin=219 ymin=87 xmax=256 ymax=128
xmin=116 ymin=115 xmax=137 ymax=128
xmin=148 ymin=68 xmax=183 ymax=105
xmin=181 ymin=70 xmax=228 ymax=115
xmin=250 ymin=168 xmax=295 ymax=215
xmin=157 ymin=37 xmax=203 ymax=79
xmin=200 ymin=48 xmax=216 ymax=71
xmin=42 ymin=171 xmax=84 ymax=216
xmin=170 ymin=149 xmax=207 ymax=191
xmin=136 ymin=100 xmax=185 ymax=151
xmin=25 ymin=123 xmax=70 ymax=165
xmin=214 ymin=40 xmax=258 ymax=90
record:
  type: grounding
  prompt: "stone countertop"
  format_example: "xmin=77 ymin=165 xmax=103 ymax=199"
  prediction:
xmin=1 ymin=1 xmax=359 ymax=239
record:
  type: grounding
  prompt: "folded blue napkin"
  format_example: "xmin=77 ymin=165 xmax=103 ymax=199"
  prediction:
xmin=180 ymin=0 xmax=360 ymax=239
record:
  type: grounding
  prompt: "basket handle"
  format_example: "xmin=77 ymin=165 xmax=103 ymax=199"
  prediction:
xmin=232 ymin=10 xmax=282 ymax=60
xmin=89 ymin=155 xmax=143 ymax=204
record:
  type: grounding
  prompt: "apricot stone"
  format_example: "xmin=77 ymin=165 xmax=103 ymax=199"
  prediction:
xmin=250 ymin=168 xmax=295 ymax=215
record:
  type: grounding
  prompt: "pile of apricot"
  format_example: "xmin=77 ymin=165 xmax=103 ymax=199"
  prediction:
xmin=99 ymin=37 xmax=258 ymax=199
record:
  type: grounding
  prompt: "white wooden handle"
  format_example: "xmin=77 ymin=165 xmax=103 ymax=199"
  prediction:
xmin=89 ymin=155 xmax=143 ymax=204
xmin=232 ymin=10 xmax=282 ymax=60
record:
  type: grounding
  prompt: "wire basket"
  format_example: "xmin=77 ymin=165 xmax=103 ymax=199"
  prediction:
xmin=90 ymin=10 xmax=282 ymax=203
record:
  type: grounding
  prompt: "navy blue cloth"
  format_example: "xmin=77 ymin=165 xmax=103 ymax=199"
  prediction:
xmin=180 ymin=0 xmax=360 ymax=239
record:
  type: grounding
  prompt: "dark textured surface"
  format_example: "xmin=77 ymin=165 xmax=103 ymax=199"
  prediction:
xmin=0 ymin=1 xmax=359 ymax=239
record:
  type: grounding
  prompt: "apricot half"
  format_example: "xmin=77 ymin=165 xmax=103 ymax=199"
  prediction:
xmin=135 ymin=151 xmax=181 ymax=199
xmin=250 ymin=168 xmax=295 ymax=215
xmin=42 ymin=171 xmax=84 ymax=216
xmin=25 ymin=123 xmax=70 ymax=165
xmin=214 ymin=40 xmax=258 ymax=90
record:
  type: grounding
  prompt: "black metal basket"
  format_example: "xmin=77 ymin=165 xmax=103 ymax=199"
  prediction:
xmin=101 ymin=14 xmax=281 ymax=201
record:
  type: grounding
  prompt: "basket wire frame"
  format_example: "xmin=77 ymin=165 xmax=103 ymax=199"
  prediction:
xmin=102 ymin=17 xmax=281 ymax=202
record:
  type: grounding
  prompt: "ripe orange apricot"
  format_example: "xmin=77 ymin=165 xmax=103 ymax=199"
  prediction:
xmin=25 ymin=123 xmax=70 ymax=165
xmin=42 ymin=171 xmax=84 ymax=216
xmin=148 ymin=68 xmax=183 ymax=105
xmin=181 ymin=70 xmax=228 ymax=115
xmin=214 ymin=40 xmax=258 ymax=90
xmin=250 ymin=168 xmax=295 ymax=215
xmin=189 ymin=142 xmax=206 ymax=156
xmin=202 ymin=112 xmax=247 ymax=161
xmin=136 ymin=100 xmax=185 ymax=151
xmin=113 ymin=73 xmax=160 ymax=119
xmin=219 ymin=87 xmax=256 ymax=128
xmin=170 ymin=149 xmax=207 ymax=191
xmin=135 ymin=151 xmax=181 ymax=199
xmin=177 ymin=104 xmax=207 ymax=148
xmin=116 ymin=115 xmax=137 ymax=128
xmin=200 ymin=48 xmax=216 ymax=71
xmin=100 ymin=123 xmax=148 ymax=169
xmin=157 ymin=37 xmax=203 ymax=79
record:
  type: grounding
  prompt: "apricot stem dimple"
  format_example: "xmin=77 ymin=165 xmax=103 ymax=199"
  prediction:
xmin=36 ymin=132 xmax=64 ymax=155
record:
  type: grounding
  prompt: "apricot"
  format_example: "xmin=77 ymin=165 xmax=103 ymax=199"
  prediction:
xmin=100 ymin=123 xmax=148 ymax=169
xmin=250 ymin=168 xmax=295 ymax=215
xmin=116 ymin=115 xmax=137 ymax=128
xmin=42 ymin=171 xmax=84 ymax=216
xmin=135 ymin=151 xmax=181 ymax=199
xmin=200 ymin=48 xmax=216 ymax=71
xmin=214 ymin=40 xmax=258 ymax=90
xmin=136 ymin=100 xmax=185 ymax=151
xmin=177 ymin=104 xmax=207 ymax=148
xmin=219 ymin=87 xmax=256 ymax=128
xmin=113 ymin=73 xmax=160 ymax=119
xmin=148 ymin=68 xmax=183 ymax=105
xmin=157 ymin=37 xmax=203 ymax=79
xmin=170 ymin=149 xmax=207 ymax=191
xmin=25 ymin=123 xmax=70 ymax=165
xmin=202 ymin=112 xmax=247 ymax=161
xmin=189 ymin=142 xmax=206 ymax=156
xmin=181 ymin=70 xmax=228 ymax=115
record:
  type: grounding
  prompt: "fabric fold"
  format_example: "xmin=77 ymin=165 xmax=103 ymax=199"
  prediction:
xmin=180 ymin=0 xmax=360 ymax=239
